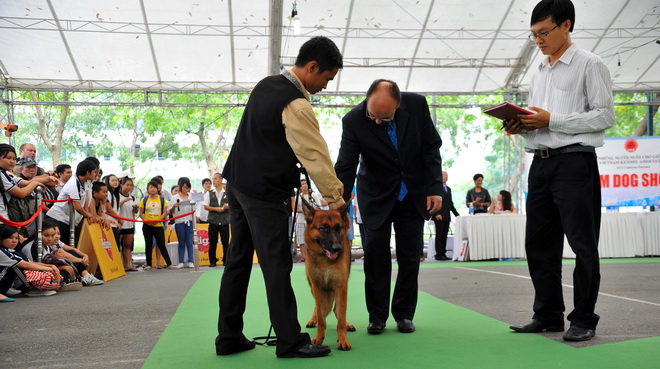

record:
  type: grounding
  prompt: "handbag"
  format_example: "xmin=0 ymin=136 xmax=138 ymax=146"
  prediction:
xmin=23 ymin=270 xmax=62 ymax=290
xmin=42 ymin=252 xmax=81 ymax=282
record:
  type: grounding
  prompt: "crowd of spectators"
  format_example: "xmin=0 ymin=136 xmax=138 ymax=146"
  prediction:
xmin=0 ymin=142 xmax=237 ymax=302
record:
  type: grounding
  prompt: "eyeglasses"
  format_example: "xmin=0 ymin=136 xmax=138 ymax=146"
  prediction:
xmin=528 ymin=21 xmax=562 ymax=41
xmin=366 ymin=110 xmax=395 ymax=123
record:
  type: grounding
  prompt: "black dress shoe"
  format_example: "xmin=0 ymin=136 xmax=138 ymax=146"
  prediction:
xmin=209 ymin=263 xmax=217 ymax=267
xmin=396 ymin=319 xmax=415 ymax=333
xmin=277 ymin=343 xmax=331 ymax=358
xmin=563 ymin=326 xmax=595 ymax=341
xmin=434 ymin=255 xmax=450 ymax=261
xmin=509 ymin=319 xmax=564 ymax=333
xmin=216 ymin=338 xmax=256 ymax=355
xmin=367 ymin=321 xmax=386 ymax=334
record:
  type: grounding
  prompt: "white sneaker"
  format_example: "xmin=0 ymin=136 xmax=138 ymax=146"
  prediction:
xmin=82 ymin=274 xmax=104 ymax=286
xmin=6 ymin=288 xmax=23 ymax=296
xmin=176 ymin=262 xmax=185 ymax=269
xmin=27 ymin=290 xmax=57 ymax=297
xmin=187 ymin=262 xmax=195 ymax=268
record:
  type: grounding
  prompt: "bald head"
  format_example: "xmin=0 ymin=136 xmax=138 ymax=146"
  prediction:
xmin=366 ymin=80 xmax=401 ymax=125
xmin=19 ymin=143 xmax=37 ymax=159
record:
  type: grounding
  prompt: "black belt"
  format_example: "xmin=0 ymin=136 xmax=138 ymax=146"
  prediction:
xmin=533 ymin=144 xmax=595 ymax=159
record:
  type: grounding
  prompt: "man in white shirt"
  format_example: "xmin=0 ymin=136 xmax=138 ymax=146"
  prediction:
xmin=198 ymin=178 xmax=212 ymax=223
xmin=505 ymin=0 xmax=614 ymax=342
xmin=204 ymin=173 xmax=229 ymax=267
xmin=45 ymin=160 xmax=101 ymax=246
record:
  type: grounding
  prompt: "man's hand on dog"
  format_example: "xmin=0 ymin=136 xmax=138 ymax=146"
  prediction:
xmin=427 ymin=195 xmax=442 ymax=214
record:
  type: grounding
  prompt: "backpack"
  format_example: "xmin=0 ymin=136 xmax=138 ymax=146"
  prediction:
xmin=142 ymin=196 xmax=165 ymax=215
xmin=0 ymin=170 xmax=36 ymax=222
xmin=7 ymin=193 xmax=36 ymax=222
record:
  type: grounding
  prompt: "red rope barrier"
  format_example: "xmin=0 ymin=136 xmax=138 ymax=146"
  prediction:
xmin=0 ymin=203 xmax=46 ymax=227
xmin=107 ymin=210 xmax=196 ymax=224
xmin=0 ymin=198 xmax=195 ymax=227
xmin=42 ymin=198 xmax=73 ymax=203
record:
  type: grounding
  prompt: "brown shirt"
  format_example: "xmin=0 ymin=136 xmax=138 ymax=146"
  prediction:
xmin=282 ymin=70 xmax=344 ymax=209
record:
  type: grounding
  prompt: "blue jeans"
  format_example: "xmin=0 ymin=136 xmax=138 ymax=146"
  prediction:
xmin=175 ymin=222 xmax=194 ymax=263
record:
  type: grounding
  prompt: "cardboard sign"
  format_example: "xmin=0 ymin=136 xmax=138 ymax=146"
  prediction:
xmin=78 ymin=221 xmax=126 ymax=282
xmin=456 ymin=240 xmax=470 ymax=261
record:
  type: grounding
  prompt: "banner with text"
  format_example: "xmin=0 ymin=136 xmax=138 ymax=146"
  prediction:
xmin=597 ymin=137 xmax=660 ymax=208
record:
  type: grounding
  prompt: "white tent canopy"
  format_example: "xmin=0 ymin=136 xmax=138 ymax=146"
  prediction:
xmin=1 ymin=0 xmax=659 ymax=95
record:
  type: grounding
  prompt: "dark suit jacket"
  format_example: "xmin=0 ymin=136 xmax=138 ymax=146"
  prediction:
xmin=433 ymin=185 xmax=459 ymax=222
xmin=335 ymin=92 xmax=443 ymax=229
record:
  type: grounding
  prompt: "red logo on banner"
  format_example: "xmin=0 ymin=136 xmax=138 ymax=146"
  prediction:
xmin=624 ymin=139 xmax=638 ymax=152
xmin=197 ymin=229 xmax=210 ymax=253
xmin=100 ymin=228 xmax=113 ymax=260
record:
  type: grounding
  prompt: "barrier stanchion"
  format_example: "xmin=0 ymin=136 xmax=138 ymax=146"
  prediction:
xmin=68 ymin=199 xmax=75 ymax=247
xmin=190 ymin=200 xmax=199 ymax=271
xmin=35 ymin=187 xmax=43 ymax=262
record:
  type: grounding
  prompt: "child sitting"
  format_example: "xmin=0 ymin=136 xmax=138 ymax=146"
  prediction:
xmin=0 ymin=224 xmax=61 ymax=298
xmin=41 ymin=219 xmax=104 ymax=287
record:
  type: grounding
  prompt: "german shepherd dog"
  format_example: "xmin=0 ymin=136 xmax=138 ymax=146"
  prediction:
xmin=301 ymin=197 xmax=355 ymax=351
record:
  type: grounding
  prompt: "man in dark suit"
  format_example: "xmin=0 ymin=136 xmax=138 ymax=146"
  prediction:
xmin=432 ymin=171 xmax=459 ymax=261
xmin=335 ymin=79 xmax=443 ymax=335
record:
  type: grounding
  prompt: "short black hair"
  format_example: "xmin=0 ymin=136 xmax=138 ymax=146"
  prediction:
xmin=92 ymin=181 xmax=107 ymax=193
xmin=531 ymin=0 xmax=575 ymax=32
xmin=41 ymin=219 xmax=59 ymax=232
xmin=202 ymin=178 xmax=211 ymax=185
xmin=76 ymin=160 xmax=97 ymax=177
xmin=84 ymin=156 xmax=100 ymax=168
xmin=473 ymin=173 xmax=484 ymax=181
xmin=0 ymin=224 xmax=19 ymax=241
xmin=55 ymin=164 xmax=71 ymax=175
xmin=150 ymin=176 xmax=163 ymax=185
xmin=178 ymin=177 xmax=191 ymax=190
xmin=294 ymin=36 xmax=343 ymax=73
xmin=0 ymin=144 xmax=16 ymax=159
xmin=366 ymin=79 xmax=402 ymax=104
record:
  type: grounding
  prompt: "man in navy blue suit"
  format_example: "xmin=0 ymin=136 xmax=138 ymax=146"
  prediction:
xmin=335 ymin=79 xmax=443 ymax=335
xmin=433 ymin=171 xmax=459 ymax=260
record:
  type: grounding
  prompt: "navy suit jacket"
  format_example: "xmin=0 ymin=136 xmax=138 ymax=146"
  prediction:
xmin=335 ymin=92 xmax=444 ymax=229
xmin=434 ymin=185 xmax=459 ymax=221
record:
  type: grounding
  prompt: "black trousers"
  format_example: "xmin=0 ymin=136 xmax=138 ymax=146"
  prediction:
xmin=526 ymin=152 xmax=601 ymax=330
xmin=0 ymin=267 xmax=18 ymax=294
xmin=433 ymin=219 xmax=450 ymax=256
xmin=363 ymin=195 xmax=424 ymax=323
xmin=208 ymin=223 xmax=230 ymax=265
xmin=142 ymin=225 xmax=172 ymax=267
xmin=216 ymin=185 xmax=309 ymax=356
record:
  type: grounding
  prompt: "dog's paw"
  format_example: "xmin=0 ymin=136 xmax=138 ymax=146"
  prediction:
xmin=346 ymin=323 xmax=356 ymax=332
xmin=311 ymin=336 xmax=325 ymax=345
xmin=306 ymin=320 xmax=317 ymax=328
xmin=337 ymin=340 xmax=352 ymax=351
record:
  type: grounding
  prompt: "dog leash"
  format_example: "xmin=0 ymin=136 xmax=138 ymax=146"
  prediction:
xmin=252 ymin=166 xmax=312 ymax=347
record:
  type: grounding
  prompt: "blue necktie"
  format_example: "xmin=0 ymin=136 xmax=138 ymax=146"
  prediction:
xmin=387 ymin=121 xmax=408 ymax=201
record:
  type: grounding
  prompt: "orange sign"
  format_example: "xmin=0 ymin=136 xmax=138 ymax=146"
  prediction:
xmin=78 ymin=221 xmax=126 ymax=282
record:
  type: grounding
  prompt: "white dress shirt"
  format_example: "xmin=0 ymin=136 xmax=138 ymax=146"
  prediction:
xmin=524 ymin=43 xmax=615 ymax=151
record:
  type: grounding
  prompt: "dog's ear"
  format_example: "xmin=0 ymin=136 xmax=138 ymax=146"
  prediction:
xmin=300 ymin=195 xmax=315 ymax=223
xmin=338 ymin=201 xmax=351 ymax=228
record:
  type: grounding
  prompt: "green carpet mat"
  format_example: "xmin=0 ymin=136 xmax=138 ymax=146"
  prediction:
xmin=144 ymin=262 xmax=660 ymax=369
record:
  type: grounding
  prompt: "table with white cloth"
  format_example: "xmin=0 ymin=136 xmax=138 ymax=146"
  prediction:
xmin=638 ymin=212 xmax=660 ymax=256
xmin=453 ymin=214 xmax=527 ymax=261
xmin=562 ymin=213 xmax=651 ymax=258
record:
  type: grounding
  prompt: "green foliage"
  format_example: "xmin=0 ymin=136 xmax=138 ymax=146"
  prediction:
xmin=4 ymin=90 xmax=656 ymax=196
